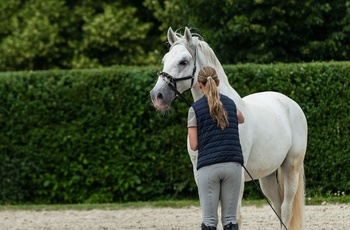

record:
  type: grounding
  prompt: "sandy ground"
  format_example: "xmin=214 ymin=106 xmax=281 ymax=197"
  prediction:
xmin=1 ymin=204 xmax=349 ymax=230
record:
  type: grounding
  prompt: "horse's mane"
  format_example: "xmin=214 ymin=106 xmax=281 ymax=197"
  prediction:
xmin=193 ymin=38 xmax=229 ymax=84
xmin=195 ymin=39 xmax=220 ymax=66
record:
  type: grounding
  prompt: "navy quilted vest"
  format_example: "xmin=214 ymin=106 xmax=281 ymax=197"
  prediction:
xmin=192 ymin=94 xmax=244 ymax=170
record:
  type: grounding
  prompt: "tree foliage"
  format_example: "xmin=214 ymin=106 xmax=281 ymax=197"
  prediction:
xmin=149 ymin=0 xmax=350 ymax=64
xmin=0 ymin=0 xmax=155 ymax=71
xmin=1 ymin=0 xmax=350 ymax=69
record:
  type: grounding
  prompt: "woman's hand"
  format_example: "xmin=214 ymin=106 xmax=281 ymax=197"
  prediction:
xmin=237 ymin=109 xmax=245 ymax=124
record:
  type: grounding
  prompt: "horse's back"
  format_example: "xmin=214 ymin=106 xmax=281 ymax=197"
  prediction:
xmin=243 ymin=91 xmax=306 ymax=127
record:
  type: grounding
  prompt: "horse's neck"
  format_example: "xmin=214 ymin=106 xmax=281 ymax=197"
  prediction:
xmin=219 ymin=82 xmax=245 ymax=109
xmin=191 ymin=84 xmax=203 ymax=101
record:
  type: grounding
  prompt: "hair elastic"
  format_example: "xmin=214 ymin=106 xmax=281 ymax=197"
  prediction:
xmin=207 ymin=76 xmax=212 ymax=80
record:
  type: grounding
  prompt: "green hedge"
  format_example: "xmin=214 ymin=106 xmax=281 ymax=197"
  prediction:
xmin=0 ymin=63 xmax=349 ymax=204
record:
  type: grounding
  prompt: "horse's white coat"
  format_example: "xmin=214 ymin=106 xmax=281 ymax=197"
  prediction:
xmin=150 ymin=27 xmax=307 ymax=230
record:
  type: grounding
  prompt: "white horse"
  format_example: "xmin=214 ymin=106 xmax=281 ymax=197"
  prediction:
xmin=150 ymin=27 xmax=307 ymax=230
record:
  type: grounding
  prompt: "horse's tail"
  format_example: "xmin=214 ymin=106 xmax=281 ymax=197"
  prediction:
xmin=278 ymin=165 xmax=305 ymax=230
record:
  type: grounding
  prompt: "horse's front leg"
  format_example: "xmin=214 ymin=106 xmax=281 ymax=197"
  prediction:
xmin=187 ymin=137 xmax=198 ymax=185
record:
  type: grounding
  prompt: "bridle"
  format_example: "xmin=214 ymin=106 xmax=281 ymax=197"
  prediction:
xmin=157 ymin=48 xmax=197 ymax=107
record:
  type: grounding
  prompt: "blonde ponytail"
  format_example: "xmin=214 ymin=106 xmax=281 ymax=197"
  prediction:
xmin=197 ymin=66 xmax=228 ymax=129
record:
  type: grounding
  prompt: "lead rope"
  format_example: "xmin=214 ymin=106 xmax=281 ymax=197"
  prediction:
xmin=242 ymin=165 xmax=288 ymax=230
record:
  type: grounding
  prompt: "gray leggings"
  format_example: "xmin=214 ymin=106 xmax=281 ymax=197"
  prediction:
xmin=198 ymin=162 xmax=242 ymax=227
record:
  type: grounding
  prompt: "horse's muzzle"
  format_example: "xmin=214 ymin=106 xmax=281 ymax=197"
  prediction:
xmin=150 ymin=87 xmax=175 ymax=111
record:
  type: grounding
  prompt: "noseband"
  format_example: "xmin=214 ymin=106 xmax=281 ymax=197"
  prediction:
xmin=157 ymin=49 xmax=197 ymax=107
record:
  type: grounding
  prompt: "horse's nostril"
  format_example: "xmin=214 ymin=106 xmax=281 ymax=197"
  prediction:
xmin=157 ymin=93 xmax=163 ymax=100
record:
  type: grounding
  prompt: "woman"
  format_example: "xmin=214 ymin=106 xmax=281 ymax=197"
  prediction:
xmin=187 ymin=66 xmax=245 ymax=230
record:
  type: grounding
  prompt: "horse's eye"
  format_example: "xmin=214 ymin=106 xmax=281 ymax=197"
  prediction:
xmin=179 ymin=60 xmax=188 ymax=65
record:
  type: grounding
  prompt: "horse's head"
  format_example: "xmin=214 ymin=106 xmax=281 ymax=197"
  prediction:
xmin=150 ymin=27 xmax=198 ymax=111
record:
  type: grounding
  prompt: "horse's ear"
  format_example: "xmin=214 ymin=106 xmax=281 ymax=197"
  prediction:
xmin=167 ymin=27 xmax=178 ymax=46
xmin=184 ymin=27 xmax=193 ymax=45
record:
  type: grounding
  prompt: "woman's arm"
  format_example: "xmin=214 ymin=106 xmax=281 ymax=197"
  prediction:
xmin=237 ymin=109 xmax=245 ymax=124
xmin=188 ymin=127 xmax=198 ymax=151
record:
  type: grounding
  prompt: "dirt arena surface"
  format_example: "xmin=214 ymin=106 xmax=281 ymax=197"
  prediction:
xmin=1 ymin=204 xmax=349 ymax=229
